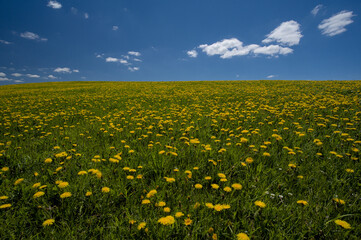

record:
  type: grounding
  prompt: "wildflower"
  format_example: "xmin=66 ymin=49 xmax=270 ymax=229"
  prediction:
xmin=175 ymin=212 xmax=184 ymax=218
xmin=232 ymin=183 xmax=242 ymax=190
xmin=211 ymin=184 xmax=219 ymax=189
xmin=333 ymin=198 xmax=345 ymax=205
xmin=164 ymin=207 xmax=171 ymax=212
xmin=245 ymin=157 xmax=253 ymax=164
xmin=184 ymin=218 xmax=192 ymax=225
xmin=220 ymin=178 xmax=227 ymax=182
xmin=142 ymin=199 xmax=151 ymax=204
xmin=102 ymin=187 xmax=110 ymax=193
xmin=33 ymin=191 xmax=45 ymax=199
xmin=1 ymin=167 xmax=9 ymax=171
xmin=14 ymin=178 xmax=24 ymax=185
xmin=136 ymin=174 xmax=143 ymax=179
xmin=205 ymin=203 xmax=214 ymax=209
xmin=212 ymin=233 xmax=218 ymax=240
xmin=146 ymin=189 xmax=157 ymax=198
xmin=32 ymin=182 xmax=41 ymax=188
xmin=217 ymin=173 xmax=226 ymax=178
xmin=346 ymin=169 xmax=354 ymax=173
xmin=254 ymin=201 xmax=266 ymax=208
xmin=129 ymin=220 xmax=136 ymax=224
xmin=288 ymin=163 xmax=297 ymax=168
xmin=42 ymin=219 xmax=55 ymax=227
xmin=165 ymin=177 xmax=175 ymax=183
xmin=297 ymin=200 xmax=308 ymax=206
xmin=127 ymin=175 xmax=134 ymax=180
xmin=157 ymin=201 xmax=166 ymax=207
xmin=137 ymin=222 xmax=146 ymax=230
xmin=193 ymin=202 xmax=200 ymax=209
xmin=194 ymin=184 xmax=203 ymax=189
xmin=78 ymin=171 xmax=87 ymax=175
xmin=60 ymin=192 xmax=72 ymax=198
xmin=44 ymin=158 xmax=52 ymax=163
xmin=334 ymin=219 xmax=351 ymax=229
xmin=263 ymin=152 xmax=270 ymax=157
xmin=0 ymin=204 xmax=11 ymax=209
xmin=224 ymin=187 xmax=232 ymax=192
xmin=85 ymin=191 xmax=92 ymax=196
xmin=214 ymin=204 xmax=223 ymax=211
xmin=237 ymin=233 xmax=250 ymax=240
xmin=158 ymin=215 xmax=175 ymax=225
xmin=204 ymin=176 xmax=212 ymax=180
xmin=58 ymin=182 xmax=69 ymax=188
xmin=0 ymin=196 xmax=9 ymax=200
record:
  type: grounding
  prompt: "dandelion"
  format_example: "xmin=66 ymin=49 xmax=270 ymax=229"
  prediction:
xmin=254 ymin=201 xmax=266 ymax=208
xmin=14 ymin=178 xmax=24 ymax=185
xmin=1 ymin=167 xmax=9 ymax=171
xmin=157 ymin=201 xmax=166 ymax=207
xmin=85 ymin=191 xmax=92 ymax=196
xmin=204 ymin=176 xmax=212 ymax=180
xmin=346 ymin=169 xmax=354 ymax=173
xmin=58 ymin=182 xmax=69 ymax=188
xmin=32 ymin=182 xmax=41 ymax=188
xmin=33 ymin=191 xmax=45 ymax=199
xmin=164 ymin=207 xmax=171 ymax=212
xmin=44 ymin=158 xmax=52 ymax=163
xmin=78 ymin=171 xmax=87 ymax=175
xmin=0 ymin=204 xmax=11 ymax=209
xmin=223 ymin=187 xmax=232 ymax=192
xmin=0 ymin=196 xmax=9 ymax=200
xmin=146 ymin=189 xmax=157 ymax=198
xmin=42 ymin=219 xmax=55 ymax=227
xmin=194 ymin=184 xmax=203 ymax=189
xmin=211 ymin=184 xmax=219 ymax=189
xmin=184 ymin=218 xmax=192 ymax=225
xmin=142 ymin=199 xmax=151 ymax=204
xmin=102 ymin=187 xmax=110 ymax=193
xmin=60 ymin=192 xmax=72 ymax=198
xmin=165 ymin=177 xmax=175 ymax=183
xmin=137 ymin=222 xmax=146 ymax=230
xmin=333 ymin=198 xmax=345 ymax=205
xmin=237 ymin=233 xmax=250 ymax=240
xmin=245 ymin=157 xmax=253 ymax=164
xmin=334 ymin=219 xmax=351 ymax=229
xmin=263 ymin=152 xmax=270 ymax=157
xmin=217 ymin=173 xmax=226 ymax=178
xmin=297 ymin=200 xmax=308 ymax=206
xmin=232 ymin=183 xmax=242 ymax=190
xmin=205 ymin=203 xmax=214 ymax=209
xmin=126 ymin=175 xmax=134 ymax=180
xmin=175 ymin=212 xmax=184 ymax=218
xmin=158 ymin=215 xmax=175 ymax=225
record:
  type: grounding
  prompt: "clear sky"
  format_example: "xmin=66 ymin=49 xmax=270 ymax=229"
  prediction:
xmin=0 ymin=0 xmax=360 ymax=85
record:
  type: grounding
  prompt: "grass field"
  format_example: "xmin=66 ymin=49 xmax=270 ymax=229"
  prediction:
xmin=0 ymin=81 xmax=360 ymax=239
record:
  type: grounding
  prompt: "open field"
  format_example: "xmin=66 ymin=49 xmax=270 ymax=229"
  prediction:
xmin=0 ymin=81 xmax=360 ymax=239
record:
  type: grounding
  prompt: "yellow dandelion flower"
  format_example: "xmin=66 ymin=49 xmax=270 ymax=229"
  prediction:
xmin=137 ymin=222 xmax=146 ymax=230
xmin=214 ymin=204 xmax=223 ymax=211
xmin=158 ymin=201 xmax=166 ymax=207
xmin=142 ymin=199 xmax=151 ymax=204
xmin=263 ymin=152 xmax=270 ymax=157
xmin=175 ymin=212 xmax=184 ymax=218
xmin=102 ymin=187 xmax=110 ymax=193
xmin=1 ymin=167 xmax=9 ymax=172
xmin=58 ymin=182 xmax=69 ymax=188
xmin=44 ymin=158 xmax=52 ymax=163
xmin=333 ymin=198 xmax=345 ymax=205
xmin=164 ymin=207 xmax=171 ymax=212
xmin=146 ymin=189 xmax=157 ymax=198
xmin=127 ymin=175 xmax=134 ymax=180
xmin=184 ymin=218 xmax=192 ymax=225
xmin=60 ymin=192 xmax=72 ymax=198
xmin=42 ymin=219 xmax=55 ymax=227
xmin=297 ymin=200 xmax=308 ymax=206
xmin=205 ymin=203 xmax=214 ymax=209
xmin=0 ymin=196 xmax=9 ymax=200
xmin=245 ymin=157 xmax=253 ymax=164
xmin=194 ymin=184 xmax=203 ymax=189
xmin=158 ymin=215 xmax=175 ymax=225
xmin=288 ymin=163 xmax=297 ymax=168
xmin=217 ymin=173 xmax=226 ymax=178
xmin=32 ymin=182 xmax=41 ymax=188
xmin=78 ymin=171 xmax=87 ymax=175
xmin=85 ymin=191 xmax=92 ymax=196
xmin=14 ymin=178 xmax=24 ymax=185
xmin=232 ymin=183 xmax=242 ymax=190
xmin=254 ymin=201 xmax=266 ymax=208
xmin=33 ymin=191 xmax=45 ymax=199
xmin=223 ymin=187 xmax=232 ymax=192
xmin=237 ymin=233 xmax=250 ymax=240
xmin=346 ymin=169 xmax=354 ymax=173
xmin=334 ymin=219 xmax=351 ymax=229
xmin=211 ymin=184 xmax=219 ymax=189
xmin=165 ymin=177 xmax=175 ymax=183
xmin=0 ymin=203 xmax=11 ymax=209
xmin=220 ymin=178 xmax=227 ymax=182
xmin=204 ymin=176 xmax=212 ymax=180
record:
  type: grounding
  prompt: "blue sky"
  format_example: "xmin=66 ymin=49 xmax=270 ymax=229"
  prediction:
xmin=0 ymin=0 xmax=360 ymax=85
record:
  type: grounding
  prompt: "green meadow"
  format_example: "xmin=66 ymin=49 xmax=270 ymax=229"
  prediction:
xmin=0 ymin=81 xmax=360 ymax=239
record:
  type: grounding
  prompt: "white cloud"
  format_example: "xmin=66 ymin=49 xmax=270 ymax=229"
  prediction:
xmin=266 ymin=75 xmax=276 ymax=78
xmin=0 ymin=40 xmax=12 ymax=45
xmin=26 ymin=74 xmax=40 ymax=78
xmin=14 ymin=80 xmax=24 ymax=83
xmin=54 ymin=67 xmax=71 ymax=73
xmin=20 ymin=32 xmax=47 ymax=42
xmin=0 ymin=72 xmax=6 ymax=77
xmin=133 ymin=58 xmax=142 ymax=62
xmin=119 ymin=59 xmax=128 ymax=64
xmin=187 ymin=50 xmax=198 ymax=58
xmin=128 ymin=67 xmax=139 ymax=72
xmin=318 ymin=11 xmax=355 ymax=36
xmin=106 ymin=57 xmax=119 ymax=62
xmin=84 ymin=13 xmax=89 ymax=19
xmin=12 ymin=73 xmax=23 ymax=77
xmin=262 ymin=20 xmax=302 ymax=46
xmin=73 ymin=69 xmax=79 ymax=73
xmin=0 ymin=77 xmax=11 ymax=81
xmin=253 ymin=45 xmax=293 ymax=56
xmin=199 ymin=38 xmax=259 ymax=59
xmin=112 ymin=26 xmax=119 ymax=31
xmin=311 ymin=4 xmax=323 ymax=16
xmin=128 ymin=51 xmax=141 ymax=56
xmin=47 ymin=1 xmax=62 ymax=9
xmin=48 ymin=74 xmax=57 ymax=79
